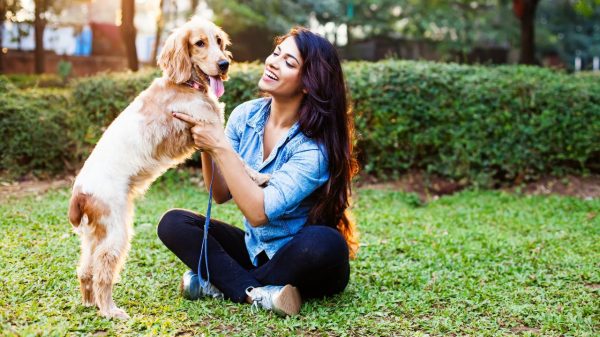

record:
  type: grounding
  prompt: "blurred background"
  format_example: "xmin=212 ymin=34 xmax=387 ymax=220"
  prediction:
xmin=1 ymin=0 xmax=599 ymax=76
xmin=0 ymin=0 xmax=598 ymax=188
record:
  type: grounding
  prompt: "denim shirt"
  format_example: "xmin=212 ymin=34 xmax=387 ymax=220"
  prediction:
xmin=225 ymin=97 xmax=330 ymax=266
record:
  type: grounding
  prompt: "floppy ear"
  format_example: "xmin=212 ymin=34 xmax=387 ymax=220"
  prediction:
xmin=221 ymin=30 xmax=232 ymax=60
xmin=157 ymin=28 xmax=192 ymax=84
xmin=220 ymin=30 xmax=233 ymax=81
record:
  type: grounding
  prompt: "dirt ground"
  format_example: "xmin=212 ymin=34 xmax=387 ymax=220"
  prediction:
xmin=1 ymin=172 xmax=599 ymax=202
xmin=357 ymin=171 xmax=600 ymax=201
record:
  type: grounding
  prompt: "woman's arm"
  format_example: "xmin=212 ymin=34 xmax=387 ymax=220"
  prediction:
xmin=173 ymin=112 xmax=268 ymax=226
xmin=211 ymin=146 xmax=268 ymax=227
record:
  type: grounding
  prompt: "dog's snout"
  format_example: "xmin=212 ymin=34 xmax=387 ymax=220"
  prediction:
xmin=218 ymin=60 xmax=229 ymax=73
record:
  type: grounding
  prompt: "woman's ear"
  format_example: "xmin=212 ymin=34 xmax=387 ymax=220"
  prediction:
xmin=157 ymin=28 xmax=192 ymax=84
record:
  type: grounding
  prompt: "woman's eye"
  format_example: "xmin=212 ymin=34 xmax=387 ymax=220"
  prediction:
xmin=285 ymin=62 xmax=294 ymax=68
xmin=195 ymin=40 xmax=205 ymax=47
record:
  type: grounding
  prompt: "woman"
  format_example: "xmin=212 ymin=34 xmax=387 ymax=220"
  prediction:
xmin=158 ymin=27 xmax=358 ymax=316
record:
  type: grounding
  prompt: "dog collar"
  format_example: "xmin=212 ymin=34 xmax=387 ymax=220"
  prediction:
xmin=184 ymin=79 xmax=204 ymax=91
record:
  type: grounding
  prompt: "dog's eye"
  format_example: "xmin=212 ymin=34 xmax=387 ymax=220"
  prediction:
xmin=217 ymin=37 xmax=222 ymax=46
xmin=195 ymin=40 xmax=205 ymax=47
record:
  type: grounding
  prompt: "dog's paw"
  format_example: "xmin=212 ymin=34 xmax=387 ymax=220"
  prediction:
xmin=82 ymin=297 xmax=96 ymax=307
xmin=100 ymin=307 xmax=130 ymax=320
xmin=254 ymin=173 xmax=271 ymax=187
xmin=79 ymin=277 xmax=95 ymax=307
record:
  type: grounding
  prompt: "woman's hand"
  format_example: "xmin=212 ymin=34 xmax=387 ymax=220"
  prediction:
xmin=172 ymin=111 xmax=267 ymax=226
xmin=171 ymin=112 xmax=227 ymax=154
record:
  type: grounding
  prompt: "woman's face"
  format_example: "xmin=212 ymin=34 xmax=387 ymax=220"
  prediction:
xmin=258 ymin=36 xmax=304 ymax=98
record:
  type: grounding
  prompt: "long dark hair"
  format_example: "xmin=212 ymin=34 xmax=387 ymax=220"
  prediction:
xmin=276 ymin=27 xmax=359 ymax=258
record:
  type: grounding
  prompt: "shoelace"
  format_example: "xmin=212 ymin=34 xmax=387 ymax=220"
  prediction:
xmin=246 ymin=287 xmax=266 ymax=313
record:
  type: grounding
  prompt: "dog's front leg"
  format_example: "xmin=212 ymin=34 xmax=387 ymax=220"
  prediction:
xmin=240 ymin=159 xmax=270 ymax=187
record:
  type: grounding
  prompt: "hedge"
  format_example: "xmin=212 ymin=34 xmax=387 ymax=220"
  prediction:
xmin=1 ymin=62 xmax=599 ymax=185
xmin=0 ymin=87 xmax=73 ymax=177
xmin=346 ymin=61 xmax=600 ymax=184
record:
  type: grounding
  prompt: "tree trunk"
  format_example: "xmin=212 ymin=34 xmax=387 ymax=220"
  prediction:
xmin=34 ymin=0 xmax=46 ymax=74
xmin=190 ymin=0 xmax=199 ymax=15
xmin=151 ymin=0 xmax=164 ymax=64
xmin=121 ymin=0 xmax=138 ymax=71
xmin=0 ymin=5 xmax=5 ymax=73
xmin=517 ymin=0 xmax=539 ymax=65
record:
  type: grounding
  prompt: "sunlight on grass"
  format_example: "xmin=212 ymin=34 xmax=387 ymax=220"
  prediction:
xmin=1 ymin=173 xmax=598 ymax=336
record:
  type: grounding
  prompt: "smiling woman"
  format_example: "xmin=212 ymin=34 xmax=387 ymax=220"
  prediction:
xmin=162 ymin=27 xmax=358 ymax=317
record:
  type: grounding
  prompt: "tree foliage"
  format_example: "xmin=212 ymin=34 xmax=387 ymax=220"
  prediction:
xmin=538 ymin=0 xmax=600 ymax=69
xmin=206 ymin=0 xmax=341 ymax=34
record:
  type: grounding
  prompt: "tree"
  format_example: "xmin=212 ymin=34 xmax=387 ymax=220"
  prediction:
xmin=537 ymin=0 xmax=600 ymax=69
xmin=150 ymin=0 xmax=165 ymax=64
xmin=397 ymin=0 xmax=515 ymax=61
xmin=0 ymin=0 xmax=5 ymax=72
xmin=513 ymin=0 xmax=539 ymax=64
xmin=190 ymin=0 xmax=199 ymax=15
xmin=31 ymin=0 xmax=89 ymax=73
xmin=34 ymin=0 xmax=47 ymax=73
xmin=205 ymin=0 xmax=340 ymax=60
xmin=207 ymin=0 xmax=340 ymax=35
xmin=121 ymin=0 xmax=138 ymax=71
xmin=0 ymin=0 xmax=10 ymax=73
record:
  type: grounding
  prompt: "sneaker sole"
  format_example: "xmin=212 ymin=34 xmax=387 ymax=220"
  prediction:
xmin=272 ymin=284 xmax=301 ymax=316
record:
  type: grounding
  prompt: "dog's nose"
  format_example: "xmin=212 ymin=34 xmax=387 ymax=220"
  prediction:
xmin=218 ymin=60 xmax=229 ymax=73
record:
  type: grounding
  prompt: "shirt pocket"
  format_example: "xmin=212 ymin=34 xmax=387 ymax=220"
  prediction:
xmin=254 ymin=220 xmax=292 ymax=243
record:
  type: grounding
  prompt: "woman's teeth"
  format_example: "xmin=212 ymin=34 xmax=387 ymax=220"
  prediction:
xmin=265 ymin=70 xmax=278 ymax=81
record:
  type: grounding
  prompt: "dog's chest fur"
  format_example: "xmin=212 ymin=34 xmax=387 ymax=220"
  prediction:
xmin=74 ymin=76 xmax=223 ymax=200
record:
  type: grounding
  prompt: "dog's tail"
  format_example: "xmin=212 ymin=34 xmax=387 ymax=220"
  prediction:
xmin=68 ymin=191 xmax=89 ymax=227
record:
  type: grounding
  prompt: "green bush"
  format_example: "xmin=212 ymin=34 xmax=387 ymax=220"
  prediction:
xmin=4 ymin=73 xmax=65 ymax=89
xmin=0 ymin=88 xmax=73 ymax=177
xmin=0 ymin=75 xmax=16 ymax=93
xmin=220 ymin=61 xmax=600 ymax=185
xmin=345 ymin=61 xmax=600 ymax=184
xmin=2 ymin=62 xmax=598 ymax=185
xmin=70 ymin=68 xmax=160 ymax=155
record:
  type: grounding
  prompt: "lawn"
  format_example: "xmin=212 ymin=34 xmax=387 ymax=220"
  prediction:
xmin=0 ymin=172 xmax=598 ymax=336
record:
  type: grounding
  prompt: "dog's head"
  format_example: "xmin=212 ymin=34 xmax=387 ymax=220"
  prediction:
xmin=158 ymin=17 xmax=231 ymax=95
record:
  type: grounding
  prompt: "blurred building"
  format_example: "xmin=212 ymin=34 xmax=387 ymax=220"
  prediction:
xmin=1 ymin=0 xmax=169 ymax=75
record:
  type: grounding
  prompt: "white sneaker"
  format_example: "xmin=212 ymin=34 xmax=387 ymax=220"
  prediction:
xmin=180 ymin=270 xmax=224 ymax=300
xmin=245 ymin=284 xmax=302 ymax=316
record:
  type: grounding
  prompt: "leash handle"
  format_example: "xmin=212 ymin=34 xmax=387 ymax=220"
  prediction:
xmin=197 ymin=161 xmax=215 ymax=289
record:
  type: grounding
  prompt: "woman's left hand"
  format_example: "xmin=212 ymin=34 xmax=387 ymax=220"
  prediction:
xmin=171 ymin=112 xmax=227 ymax=154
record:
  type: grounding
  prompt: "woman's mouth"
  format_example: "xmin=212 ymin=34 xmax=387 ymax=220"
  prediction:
xmin=264 ymin=69 xmax=279 ymax=81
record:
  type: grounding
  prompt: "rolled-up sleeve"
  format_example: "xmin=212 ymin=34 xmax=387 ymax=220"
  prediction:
xmin=224 ymin=105 xmax=245 ymax=153
xmin=263 ymin=146 xmax=329 ymax=221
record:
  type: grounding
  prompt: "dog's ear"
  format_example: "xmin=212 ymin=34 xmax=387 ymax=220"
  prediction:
xmin=158 ymin=28 xmax=192 ymax=84
xmin=221 ymin=30 xmax=232 ymax=49
xmin=220 ymin=30 xmax=233 ymax=81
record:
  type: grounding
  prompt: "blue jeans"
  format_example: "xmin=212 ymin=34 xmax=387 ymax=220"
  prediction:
xmin=157 ymin=209 xmax=350 ymax=303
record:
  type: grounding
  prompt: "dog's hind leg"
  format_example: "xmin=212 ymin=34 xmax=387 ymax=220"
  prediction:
xmin=77 ymin=232 xmax=96 ymax=307
xmin=92 ymin=214 xmax=132 ymax=320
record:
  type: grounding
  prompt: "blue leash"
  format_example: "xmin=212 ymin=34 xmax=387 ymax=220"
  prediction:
xmin=197 ymin=161 xmax=215 ymax=289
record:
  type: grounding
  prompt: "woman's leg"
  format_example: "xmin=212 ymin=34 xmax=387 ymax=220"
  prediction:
xmin=250 ymin=225 xmax=350 ymax=299
xmin=156 ymin=209 xmax=261 ymax=302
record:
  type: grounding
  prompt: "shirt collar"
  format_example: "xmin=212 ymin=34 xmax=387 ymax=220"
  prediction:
xmin=246 ymin=98 xmax=271 ymax=131
xmin=246 ymin=98 xmax=302 ymax=141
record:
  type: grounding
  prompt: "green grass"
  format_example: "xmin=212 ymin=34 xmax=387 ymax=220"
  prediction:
xmin=1 ymin=173 xmax=598 ymax=336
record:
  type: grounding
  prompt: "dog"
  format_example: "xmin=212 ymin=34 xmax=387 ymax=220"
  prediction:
xmin=68 ymin=17 xmax=267 ymax=319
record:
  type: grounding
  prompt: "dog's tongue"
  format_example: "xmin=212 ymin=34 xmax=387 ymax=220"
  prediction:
xmin=209 ymin=76 xmax=224 ymax=98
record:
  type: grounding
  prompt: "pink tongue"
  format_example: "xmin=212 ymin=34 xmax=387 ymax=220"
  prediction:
xmin=209 ymin=76 xmax=224 ymax=98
